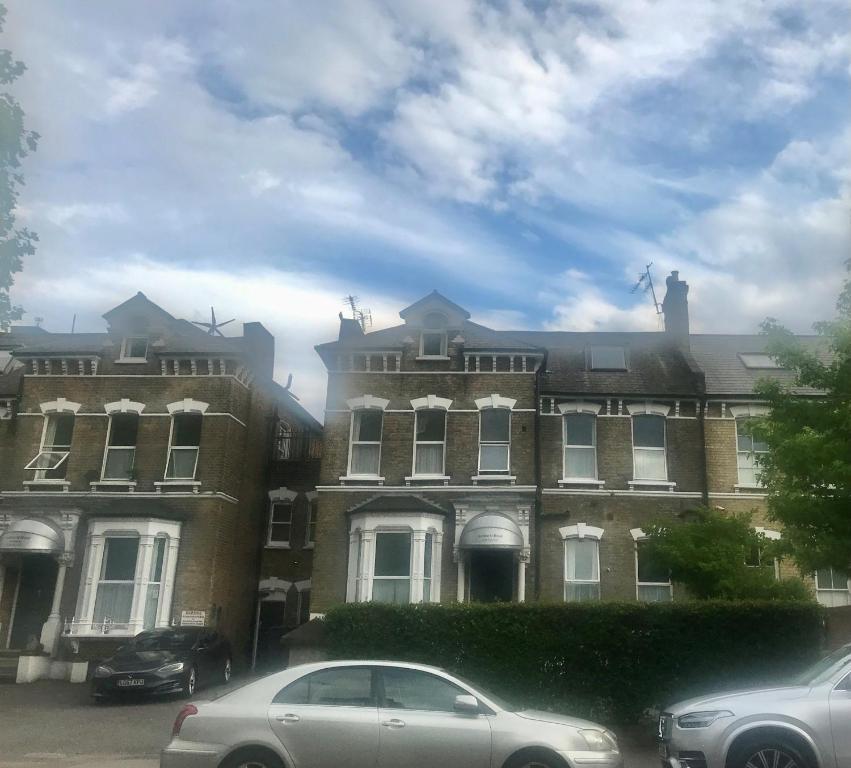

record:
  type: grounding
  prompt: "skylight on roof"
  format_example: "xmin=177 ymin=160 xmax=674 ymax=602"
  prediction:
xmin=590 ymin=345 xmax=627 ymax=370
xmin=739 ymin=353 xmax=783 ymax=369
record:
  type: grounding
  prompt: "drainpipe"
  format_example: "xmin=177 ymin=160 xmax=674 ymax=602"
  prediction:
xmin=533 ymin=353 xmax=545 ymax=602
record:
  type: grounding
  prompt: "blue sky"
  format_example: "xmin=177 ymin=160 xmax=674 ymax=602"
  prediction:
xmin=7 ymin=0 xmax=851 ymax=417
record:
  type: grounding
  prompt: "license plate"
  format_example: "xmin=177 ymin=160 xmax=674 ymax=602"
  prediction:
xmin=117 ymin=678 xmax=145 ymax=687
xmin=658 ymin=743 xmax=669 ymax=759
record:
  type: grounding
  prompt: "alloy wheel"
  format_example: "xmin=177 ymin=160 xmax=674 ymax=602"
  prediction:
xmin=745 ymin=748 xmax=799 ymax=768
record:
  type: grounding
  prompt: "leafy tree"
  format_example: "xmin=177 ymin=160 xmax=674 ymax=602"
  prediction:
xmin=643 ymin=508 xmax=810 ymax=600
xmin=755 ymin=260 xmax=851 ymax=574
xmin=0 ymin=3 xmax=38 ymax=331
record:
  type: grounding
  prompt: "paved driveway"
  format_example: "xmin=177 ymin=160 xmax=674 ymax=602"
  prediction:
xmin=0 ymin=680 xmax=659 ymax=768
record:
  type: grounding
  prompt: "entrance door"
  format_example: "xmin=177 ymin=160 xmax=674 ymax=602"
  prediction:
xmin=9 ymin=555 xmax=58 ymax=649
xmin=469 ymin=550 xmax=514 ymax=602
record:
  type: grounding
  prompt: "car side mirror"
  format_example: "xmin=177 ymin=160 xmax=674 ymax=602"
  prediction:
xmin=454 ymin=694 xmax=480 ymax=714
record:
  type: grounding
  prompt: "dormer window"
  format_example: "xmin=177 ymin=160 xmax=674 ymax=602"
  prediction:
xmin=589 ymin=346 xmax=626 ymax=370
xmin=419 ymin=312 xmax=448 ymax=359
xmin=739 ymin=353 xmax=783 ymax=370
xmin=120 ymin=337 xmax=148 ymax=362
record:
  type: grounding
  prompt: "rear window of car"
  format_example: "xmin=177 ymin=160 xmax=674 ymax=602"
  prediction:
xmin=133 ymin=631 xmax=199 ymax=651
xmin=273 ymin=667 xmax=375 ymax=707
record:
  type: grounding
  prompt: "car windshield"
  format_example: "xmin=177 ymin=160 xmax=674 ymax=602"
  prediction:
xmin=790 ymin=645 xmax=851 ymax=686
xmin=131 ymin=631 xmax=198 ymax=651
xmin=451 ymin=673 xmax=519 ymax=712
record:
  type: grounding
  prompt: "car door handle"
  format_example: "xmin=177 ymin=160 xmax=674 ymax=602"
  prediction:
xmin=276 ymin=714 xmax=301 ymax=723
xmin=381 ymin=719 xmax=406 ymax=728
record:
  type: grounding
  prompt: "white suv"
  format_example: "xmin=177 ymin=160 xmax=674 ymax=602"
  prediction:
xmin=658 ymin=644 xmax=851 ymax=768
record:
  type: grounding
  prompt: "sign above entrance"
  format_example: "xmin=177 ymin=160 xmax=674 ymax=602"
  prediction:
xmin=180 ymin=610 xmax=207 ymax=627
xmin=0 ymin=519 xmax=63 ymax=554
xmin=459 ymin=513 xmax=523 ymax=550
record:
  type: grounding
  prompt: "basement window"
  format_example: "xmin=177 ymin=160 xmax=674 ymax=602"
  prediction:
xmin=589 ymin=346 xmax=626 ymax=370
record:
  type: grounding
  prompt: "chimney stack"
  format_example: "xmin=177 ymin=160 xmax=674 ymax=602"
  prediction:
xmin=337 ymin=312 xmax=364 ymax=341
xmin=242 ymin=322 xmax=275 ymax=380
xmin=662 ymin=270 xmax=690 ymax=345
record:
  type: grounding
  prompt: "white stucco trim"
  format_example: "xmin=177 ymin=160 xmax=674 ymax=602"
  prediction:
xmin=559 ymin=523 xmax=604 ymax=540
xmin=626 ymin=402 xmax=671 ymax=417
xmin=630 ymin=527 xmax=648 ymax=541
xmin=475 ymin=394 xmax=517 ymax=410
xmin=346 ymin=395 xmax=390 ymax=411
xmin=39 ymin=398 xmax=81 ymax=414
xmin=730 ymin=404 xmax=770 ymax=418
xmin=410 ymin=395 xmax=453 ymax=411
xmin=557 ymin=401 xmax=602 ymax=415
xmin=166 ymin=398 xmax=209 ymax=414
xmin=268 ymin=488 xmax=298 ymax=502
xmin=755 ymin=527 xmax=782 ymax=541
xmin=104 ymin=399 xmax=146 ymax=415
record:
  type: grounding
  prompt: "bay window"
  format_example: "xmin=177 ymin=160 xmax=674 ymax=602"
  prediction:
xmin=165 ymin=413 xmax=202 ymax=479
xmin=632 ymin=413 xmax=667 ymax=481
xmin=479 ymin=408 xmax=510 ymax=473
xmin=347 ymin=512 xmax=443 ymax=604
xmin=73 ymin=518 xmax=181 ymax=636
xmin=25 ymin=412 xmax=75 ymax=480
xmin=414 ymin=409 xmax=446 ymax=476
xmin=348 ymin=409 xmax=383 ymax=476
xmin=102 ymin=413 xmax=139 ymax=480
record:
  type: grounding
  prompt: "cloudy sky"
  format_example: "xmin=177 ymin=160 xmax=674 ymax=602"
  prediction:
xmin=6 ymin=0 xmax=850 ymax=418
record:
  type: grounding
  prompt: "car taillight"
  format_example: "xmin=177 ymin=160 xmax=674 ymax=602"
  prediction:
xmin=172 ymin=704 xmax=198 ymax=737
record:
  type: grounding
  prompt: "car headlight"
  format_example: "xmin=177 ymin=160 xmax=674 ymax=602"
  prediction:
xmin=678 ymin=710 xmax=734 ymax=729
xmin=94 ymin=664 xmax=114 ymax=677
xmin=578 ymin=729 xmax=618 ymax=751
xmin=157 ymin=662 xmax=186 ymax=675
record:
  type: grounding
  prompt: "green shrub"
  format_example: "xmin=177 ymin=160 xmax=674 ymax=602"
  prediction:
xmin=324 ymin=601 xmax=824 ymax=724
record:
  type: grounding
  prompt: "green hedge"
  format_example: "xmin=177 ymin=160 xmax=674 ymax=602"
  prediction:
xmin=324 ymin=601 xmax=824 ymax=723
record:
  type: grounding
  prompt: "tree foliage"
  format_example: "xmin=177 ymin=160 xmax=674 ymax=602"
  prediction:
xmin=0 ymin=3 xmax=38 ymax=330
xmin=643 ymin=507 xmax=810 ymax=600
xmin=755 ymin=260 xmax=851 ymax=574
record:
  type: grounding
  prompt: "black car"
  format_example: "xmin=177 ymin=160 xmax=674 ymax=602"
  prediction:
xmin=91 ymin=627 xmax=231 ymax=701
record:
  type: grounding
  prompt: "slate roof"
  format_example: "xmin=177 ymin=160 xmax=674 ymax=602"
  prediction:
xmin=513 ymin=331 xmax=702 ymax=396
xmin=269 ymin=380 xmax=323 ymax=432
xmin=689 ymin=334 xmax=831 ymax=396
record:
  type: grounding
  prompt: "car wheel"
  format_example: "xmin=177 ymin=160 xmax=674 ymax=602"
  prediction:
xmin=505 ymin=749 xmax=566 ymax=768
xmin=184 ymin=666 xmax=197 ymax=698
xmin=219 ymin=747 xmax=284 ymax=768
xmin=729 ymin=738 xmax=810 ymax=768
xmin=223 ymin=657 xmax=232 ymax=683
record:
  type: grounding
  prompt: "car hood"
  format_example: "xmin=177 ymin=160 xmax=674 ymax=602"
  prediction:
xmin=106 ymin=649 xmax=190 ymax=672
xmin=665 ymin=686 xmax=811 ymax=716
xmin=516 ymin=709 xmax=608 ymax=731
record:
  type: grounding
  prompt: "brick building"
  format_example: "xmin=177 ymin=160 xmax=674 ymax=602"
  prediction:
xmin=0 ymin=293 xmax=320 ymax=682
xmin=311 ymin=275 xmax=838 ymax=613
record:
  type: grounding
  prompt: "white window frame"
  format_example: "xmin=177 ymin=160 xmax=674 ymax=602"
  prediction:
xmin=25 ymin=412 xmax=76 ymax=480
xmin=268 ymin=500 xmax=293 ymax=548
xmin=412 ymin=408 xmax=447 ymax=478
xmin=100 ymin=412 xmax=139 ymax=481
xmin=815 ymin=568 xmax=851 ymax=607
xmin=628 ymin=404 xmax=670 ymax=482
xmin=477 ymin=407 xmax=511 ymax=474
xmin=164 ymin=412 xmax=202 ymax=480
xmin=118 ymin=336 xmax=149 ymax=362
xmin=418 ymin=312 xmax=449 ymax=359
xmin=561 ymin=413 xmax=598 ymax=481
xmin=631 ymin=528 xmax=673 ymax=602
xmin=560 ymin=524 xmax=603 ymax=602
xmin=730 ymin=405 xmax=770 ymax=489
xmin=347 ymin=512 xmax=444 ymax=604
xmin=347 ymin=409 xmax=384 ymax=478
xmin=72 ymin=518 xmax=181 ymax=637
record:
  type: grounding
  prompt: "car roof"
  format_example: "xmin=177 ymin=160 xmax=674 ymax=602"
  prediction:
xmin=287 ymin=659 xmax=448 ymax=675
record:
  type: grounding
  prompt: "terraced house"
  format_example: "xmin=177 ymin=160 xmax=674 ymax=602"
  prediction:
xmin=0 ymin=293 xmax=321 ymax=683
xmin=310 ymin=273 xmax=839 ymax=612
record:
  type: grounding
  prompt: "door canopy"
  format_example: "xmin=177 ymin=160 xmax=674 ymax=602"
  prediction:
xmin=0 ymin=518 xmax=64 ymax=554
xmin=459 ymin=513 xmax=523 ymax=550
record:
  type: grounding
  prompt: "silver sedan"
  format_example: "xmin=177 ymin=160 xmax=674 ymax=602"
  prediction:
xmin=161 ymin=659 xmax=622 ymax=768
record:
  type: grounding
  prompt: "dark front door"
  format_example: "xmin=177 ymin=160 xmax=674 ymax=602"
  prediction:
xmin=9 ymin=555 xmax=58 ymax=649
xmin=469 ymin=550 xmax=515 ymax=602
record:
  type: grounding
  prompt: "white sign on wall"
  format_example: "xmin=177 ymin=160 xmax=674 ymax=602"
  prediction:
xmin=180 ymin=610 xmax=207 ymax=627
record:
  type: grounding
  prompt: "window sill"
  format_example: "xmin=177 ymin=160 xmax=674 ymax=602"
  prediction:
xmin=155 ymin=480 xmax=201 ymax=494
xmin=404 ymin=475 xmax=450 ymax=486
xmin=734 ymin=484 xmax=765 ymax=493
xmin=339 ymin=475 xmax=385 ymax=485
xmin=266 ymin=542 xmax=291 ymax=549
xmin=304 ymin=543 xmax=315 ymax=550
xmin=472 ymin=475 xmax=516 ymax=485
xmin=415 ymin=355 xmax=450 ymax=361
xmin=91 ymin=480 xmax=137 ymax=492
xmin=23 ymin=480 xmax=71 ymax=491
xmin=628 ymin=480 xmax=676 ymax=491
xmin=559 ymin=478 xmax=605 ymax=487
xmin=115 ymin=358 xmax=149 ymax=364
